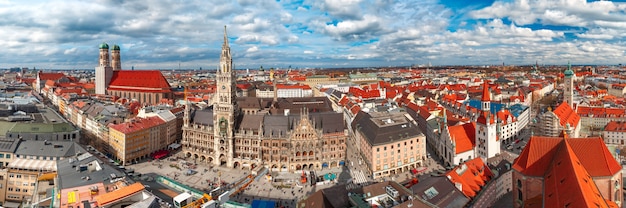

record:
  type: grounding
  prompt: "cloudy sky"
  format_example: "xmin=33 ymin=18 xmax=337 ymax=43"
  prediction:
xmin=1 ymin=0 xmax=626 ymax=70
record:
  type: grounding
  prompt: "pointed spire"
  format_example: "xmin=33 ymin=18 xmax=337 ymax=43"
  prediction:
xmin=481 ymin=80 xmax=491 ymax=102
xmin=567 ymin=60 xmax=571 ymax=71
xmin=223 ymin=25 xmax=229 ymax=46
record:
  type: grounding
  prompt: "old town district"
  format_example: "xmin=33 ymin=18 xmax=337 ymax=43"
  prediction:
xmin=0 ymin=27 xmax=622 ymax=208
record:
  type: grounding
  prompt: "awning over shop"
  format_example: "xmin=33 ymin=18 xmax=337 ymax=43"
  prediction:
xmin=168 ymin=143 xmax=181 ymax=149
xmin=38 ymin=172 xmax=57 ymax=181
xmin=152 ymin=150 xmax=169 ymax=159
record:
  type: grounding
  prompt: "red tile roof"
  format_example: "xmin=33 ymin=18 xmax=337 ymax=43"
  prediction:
xmin=289 ymin=75 xmax=306 ymax=81
xmin=338 ymin=96 xmax=349 ymax=106
xmin=71 ymin=100 xmax=88 ymax=109
xmin=496 ymin=110 xmax=516 ymax=124
xmin=542 ymin=139 xmax=611 ymax=208
xmin=514 ymin=136 xmax=621 ymax=207
xmin=513 ymin=136 xmax=568 ymax=176
xmin=45 ymin=80 xmax=56 ymax=87
xmin=95 ymin=183 xmax=145 ymax=206
xmin=108 ymin=70 xmax=171 ymax=93
xmin=236 ymin=83 xmax=252 ymax=90
xmin=448 ymin=122 xmax=476 ymax=154
xmin=82 ymin=83 xmax=95 ymax=89
xmin=553 ymin=102 xmax=580 ymax=128
xmin=349 ymin=87 xmax=380 ymax=99
xmin=509 ymin=95 xmax=524 ymax=102
xmin=441 ymin=94 xmax=458 ymax=103
xmin=21 ymin=78 xmax=36 ymax=84
xmin=424 ymin=99 xmax=440 ymax=111
xmin=416 ymin=105 xmax=432 ymax=120
xmin=604 ymin=121 xmax=626 ymax=132
xmin=513 ymin=136 xmax=620 ymax=177
xmin=445 ymin=157 xmax=493 ymax=198
xmin=108 ymin=116 xmax=165 ymax=134
xmin=55 ymin=88 xmax=87 ymax=96
xmin=477 ymin=111 xmax=494 ymax=125
xmin=567 ymin=138 xmax=622 ymax=176
xmin=577 ymin=106 xmax=626 ymax=118
xmin=481 ymin=81 xmax=490 ymax=102
xmin=38 ymin=72 xmax=65 ymax=81
xmin=170 ymin=107 xmax=184 ymax=114
xmin=349 ymin=104 xmax=361 ymax=115
xmin=385 ymin=90 xmax=397 ymax=99
xmin=277 ymin=84 xmax=311 ymax=90
xmin=439 ymin=84 xmax=468 ymax=92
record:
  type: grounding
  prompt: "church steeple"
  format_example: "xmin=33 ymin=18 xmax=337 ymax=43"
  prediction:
xmin=481 ymin=80 xmax=491 ymax=112
xmin=563 ymin=61 xmax=574 ymax=109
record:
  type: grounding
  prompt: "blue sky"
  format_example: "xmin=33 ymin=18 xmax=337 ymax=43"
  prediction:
xmin=1 ymin=0 xmax=626 ymax=70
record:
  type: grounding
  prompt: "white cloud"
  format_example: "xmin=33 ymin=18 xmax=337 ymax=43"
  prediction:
xmin=321 ymin=15 xmax=381 ymax=40
xmin=471 ymin=0 xmax=626 ymax=28
xmin=63 ymin=48 xmax=78 ymax=55
xmin=280 ymin=12 xmax=293 ymax=23
xmin=1 ymin=0 xmax=626 ymax=69
xmin=542 ymin=10 xmax=586 ymax=26
xmin=313 ymin=0 xmax=363 ymax=19
xmin=232 ymin=13 xmax=255 ymax=24
xmin=246 ymin=46 xmax=259 ymax=53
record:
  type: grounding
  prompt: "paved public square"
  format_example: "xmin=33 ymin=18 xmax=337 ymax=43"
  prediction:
xmin=126 ymin=152 xmax=351 ymax=207
xmin=123 ymin=132 xmax=449 ymax=207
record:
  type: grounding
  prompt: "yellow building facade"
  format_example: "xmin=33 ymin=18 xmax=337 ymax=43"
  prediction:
xmin=108 ymin=117 xmax=165 ymax=165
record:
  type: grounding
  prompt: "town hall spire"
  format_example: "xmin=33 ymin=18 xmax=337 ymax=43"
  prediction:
xmin=223 ymin=25 xmax=229 ymax=47
xmin=213 ymin=25 xmax=237 ymax=168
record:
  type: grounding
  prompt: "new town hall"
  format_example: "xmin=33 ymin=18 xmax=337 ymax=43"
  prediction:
xmin=181 ymin=27 xmax=347 ymax=171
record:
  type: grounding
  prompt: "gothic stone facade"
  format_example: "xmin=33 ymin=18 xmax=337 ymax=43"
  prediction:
xmin=181 ymin=27 xmax=347 ymax=171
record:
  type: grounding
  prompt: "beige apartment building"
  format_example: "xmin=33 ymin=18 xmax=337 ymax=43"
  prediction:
xmin=352 ymin=111 xmax=426 ymax=179
xmin=108 ymin=116 xmax=167 ymax=165
xmin=0 ymin=159 xmax=56 ymax=206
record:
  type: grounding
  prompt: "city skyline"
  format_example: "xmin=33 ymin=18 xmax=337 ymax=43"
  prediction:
xmin=1 ymin=0 xmax=626 ymax=70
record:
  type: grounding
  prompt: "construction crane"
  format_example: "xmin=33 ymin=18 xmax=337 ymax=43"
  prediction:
xmin=181 ymin=193 xmax=212 ymax=208
xmin=230 ymin=175 xmax=254 ymax=197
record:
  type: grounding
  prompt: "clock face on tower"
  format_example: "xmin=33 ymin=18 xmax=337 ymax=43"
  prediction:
xmin=222 ymin=85 xmax=226 ymax=89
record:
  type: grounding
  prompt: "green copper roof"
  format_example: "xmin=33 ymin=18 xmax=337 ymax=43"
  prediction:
xmin=99 ymin=42 xmax=109 ymax=49
xmin=9 ymin=122 xmax=77 ymax=133
xmin=112 ymin=44 xmax=120 ymax=50
xmin=564 ymin=61 xmax=574 ymax=77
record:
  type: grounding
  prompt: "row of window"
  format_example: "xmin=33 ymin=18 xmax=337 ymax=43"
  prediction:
xmin=110 ymin=91 xmax=163 ymax=103
xmin=7 ymin=195 xmax=22 ymax=199
xmin=7 ymin=187 xmax=29 ymax=193
xmin=7 ymin=133 xmax=76 ymax=140
xmin=376 ymin=139 xmax=420 ymax=152
xmin=376 ymin=158 xmax=418 ymax=171
xmin=6 ymin=181 xmax=35 ymax=186
xmin=377 ymin=156 xmax=418 ymax=165
xmin=377 ymin=146 xmax=417 ymax=158
xmin=16 ymin=155 xmax=61 ymax=160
